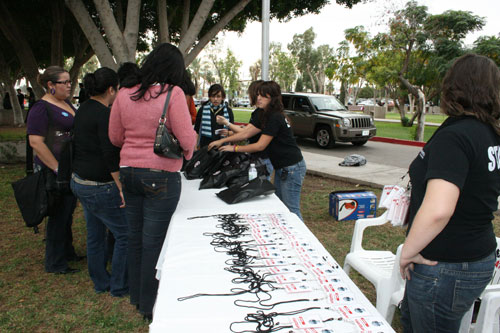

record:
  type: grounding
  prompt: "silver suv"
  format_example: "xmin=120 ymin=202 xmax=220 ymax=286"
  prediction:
xmin=282 ymin=92 xmax=376 ymax=148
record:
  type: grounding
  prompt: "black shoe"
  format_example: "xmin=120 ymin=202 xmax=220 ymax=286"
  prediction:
xmin=54 ymin=267 xmax=80 ymax=275
xmin=67 ymin=255 xmax=86 ymax=262
xmin=142 ymin=313 xmax=152 ymax=322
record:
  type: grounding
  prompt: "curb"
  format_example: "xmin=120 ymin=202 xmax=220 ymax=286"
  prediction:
xmin=369 ymin=136 xmax=426 ymax=147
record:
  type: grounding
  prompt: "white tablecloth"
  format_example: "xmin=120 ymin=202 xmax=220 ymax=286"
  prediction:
xmin=151 ymin=176 xmax=395 ymax=333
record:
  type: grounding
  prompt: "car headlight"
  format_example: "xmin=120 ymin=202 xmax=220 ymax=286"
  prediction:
xmin=342 ymin=118 xmax=350 ymax=127
xmin=370 ymin=117 xmax=374 ymax=126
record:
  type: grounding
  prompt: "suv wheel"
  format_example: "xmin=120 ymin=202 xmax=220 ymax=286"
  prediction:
xmin=352 ymin=140 xmax=368 ymax=146
xmin=314 ymin=126 xmax=334 ymax=148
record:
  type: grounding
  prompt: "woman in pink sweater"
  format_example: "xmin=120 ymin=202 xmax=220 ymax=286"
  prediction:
xmin=109 ymin=43 xmax=196 ymax=321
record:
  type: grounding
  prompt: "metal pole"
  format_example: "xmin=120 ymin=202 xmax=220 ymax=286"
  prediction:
xmin=261 ymin=0 xmax=270 ymax=80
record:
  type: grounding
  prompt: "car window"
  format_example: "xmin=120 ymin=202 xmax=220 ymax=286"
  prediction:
xmin=282 ymin=95 xmax=291 ymax=108
xmin=310 ymin=96 xmax=346 ymax=111
xmin=292 ymin=97 xmax=312 ymax=112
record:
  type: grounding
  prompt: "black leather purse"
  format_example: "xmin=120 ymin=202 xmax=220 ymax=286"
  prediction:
xmin=154 ymin=86 xmax=183 ymax=159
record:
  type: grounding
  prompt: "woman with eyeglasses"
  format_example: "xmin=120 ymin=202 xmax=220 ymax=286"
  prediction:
xmin=27 ymin=65 xmax=83 ymax=275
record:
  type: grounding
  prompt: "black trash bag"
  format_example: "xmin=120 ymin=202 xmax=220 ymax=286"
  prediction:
xmin=225 ymin=162 xmax=269 ymax=188
xmin=183 ymin=147 xmax=221 ymax=179
xmin=339 ymin=154 xmax=367 ymax=167
xmin=199 ymin=152 xmax=253 ymax=190
xmin=216 ymin=178 xmax=275 ymax=204
xmin=204 ymin=150 xmax=231 ymax=176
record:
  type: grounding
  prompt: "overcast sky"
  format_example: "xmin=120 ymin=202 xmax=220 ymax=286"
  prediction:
xmin=203 ymin=0 xmax=500 ymax=80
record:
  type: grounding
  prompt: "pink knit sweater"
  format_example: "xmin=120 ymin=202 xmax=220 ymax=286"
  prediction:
xmin=109 ymin=85 xmax=196 ymax=172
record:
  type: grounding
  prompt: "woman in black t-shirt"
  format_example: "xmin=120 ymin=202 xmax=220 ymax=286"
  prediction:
xmin=208 ymin=81 xmax=306 ymax=220
xmin=215 ymin=80 xmax=274 ymax=179
xmin=70 ymin=67 xmax=129 ymax=297
xmin=399 ymin=54 xmax=500 ymax=332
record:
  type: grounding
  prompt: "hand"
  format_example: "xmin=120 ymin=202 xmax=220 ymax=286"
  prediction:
xmin=218 ymin=145 xmax=234 ymax=152
xmin=208 ymin=140 xmax=222 ymax=151
xmin=216 ymin=115 xmax=229 ymax=126
xmin=217 ymin=129 xmax=229 ymax=137
xmin=119 ymin=190 xmax=126 ymax=208
xmin=399 ymin=252 xmax=437 ymax=280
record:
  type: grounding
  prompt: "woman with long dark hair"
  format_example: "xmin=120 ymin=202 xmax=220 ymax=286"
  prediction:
xmin=208 ymin=81 xmax=306 ymax=220
xmin=27 ymin=66 xmax=82 ymax=274
xmin=70 ymin=67 xmax=128 ymax=297
xmin=399 ymin=54 xmax=500 ymax=332
xmin=109 ymin=43 xmax=197 ymax=320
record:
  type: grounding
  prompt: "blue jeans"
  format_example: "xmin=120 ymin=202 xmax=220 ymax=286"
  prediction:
xmin=119 ymin=167 xmax=181 ymax=316
xmin=70 ymin=175 xmax=128 ymax=296
xmin=274 ymin=159 xmax=306 ymax=220
xmin=401 ymin=252 xmax=495 ymax=332
xmin=261 ymin=157 xmax=274 ymax=181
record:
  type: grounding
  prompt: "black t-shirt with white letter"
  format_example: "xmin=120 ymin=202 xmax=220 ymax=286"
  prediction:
xmin=250 ymin=108 xmax=303 ymax=169
xmin=408 ymin=116 xmax=500 ymax=262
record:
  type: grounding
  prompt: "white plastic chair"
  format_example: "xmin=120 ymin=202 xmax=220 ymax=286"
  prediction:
xmin=343 ymin=212 xmax=405 ymax=322
xmin=459 ymin=237 xmax=500 ymax=333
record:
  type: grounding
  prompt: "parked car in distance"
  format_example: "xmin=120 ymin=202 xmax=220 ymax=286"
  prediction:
xmin=357 ymin=99 xmax=377 ymax=106
xmin=234 ymin=98 xmax=250 ymax=107
xmin=193 ymin=98 xmax=201 ymax=107
xmin=282 ymin=92 xmax=376 ymax=148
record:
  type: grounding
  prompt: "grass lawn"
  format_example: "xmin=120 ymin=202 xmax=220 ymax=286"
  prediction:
xmin=0 ymin=126 xmax=26 ymax=142
xmin=375 ymin=121 xmax=438 ymax=142
xmin=384 ymin=112 xmax=447 ymax=124
xmin=2 ymin=163 xmax=499 ymax=332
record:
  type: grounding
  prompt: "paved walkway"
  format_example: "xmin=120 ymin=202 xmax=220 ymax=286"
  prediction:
xmin=303 ymin=150 xmax=408 ymax=189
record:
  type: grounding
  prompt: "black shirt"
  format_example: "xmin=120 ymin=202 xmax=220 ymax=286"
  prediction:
xmin=247 ymin=108 xmax=269 ymax=159
xmin=73 ymin=99 xmax=120 ymax=182
xmin=408 ymin=117 xmax=500 ymax=262
xmin=250 ymin=108 xmax=303 ymax=169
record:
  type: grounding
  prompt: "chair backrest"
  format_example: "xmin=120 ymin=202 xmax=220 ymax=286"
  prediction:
xmin=350 ymin=211 xmax=389 ymax=253
xmin=489 ymin=237 xmax=500 ymax=285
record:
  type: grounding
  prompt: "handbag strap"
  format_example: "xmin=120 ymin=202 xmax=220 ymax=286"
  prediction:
xmin=159 ymin=85 xmax=174 ymax=124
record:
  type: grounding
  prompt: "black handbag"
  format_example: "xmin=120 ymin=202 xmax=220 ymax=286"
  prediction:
xmin=154 ymin=86 xmax=183 ymax=159
xmin=11 ymin=171 xmax=48 ymax=228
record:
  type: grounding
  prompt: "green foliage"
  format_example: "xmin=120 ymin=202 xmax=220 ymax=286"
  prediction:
xmin=269 ymin=42 xmax=297 ymax=92
xmin=358 ymin=85 xmax=375 ymax=99
xmin=473 ymin=36 xmax=500 ymax=66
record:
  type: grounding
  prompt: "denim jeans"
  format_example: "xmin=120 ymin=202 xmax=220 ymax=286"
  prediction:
xmin=70 ymin=175 xmax=128 ymax=296
xmin=274 ymin=159 xmax=306 ymax=220
xmin=119 ymin=167 xmax=181 ymax=316
xmin=260 ymin=157 xmax=274 ymax=181
xmin=401 ymin=251 xmax=495 ymax=332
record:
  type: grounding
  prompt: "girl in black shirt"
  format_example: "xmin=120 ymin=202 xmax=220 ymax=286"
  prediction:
xmin=70 ymin=67 xmax=129 ymax=297
xmin=400 ymin=54 xmax=500 ymax=332
xmin=208 ymin=81 xmax=306 ymax=220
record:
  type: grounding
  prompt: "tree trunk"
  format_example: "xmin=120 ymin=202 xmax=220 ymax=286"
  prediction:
xmin=123 ymin=0 xmax=141 ymax=58
xmin=182 ymin=0 xmax=252 ymax=66
xmin=414 ymin=90 xmax=426 ymax=142
xmin=65 ymin=0 xmax=118 ymax=69
xmin=178 ymin=0 xmax=216 ymax=55
xmin=306 ymin=65 xmax=316 ymax=92
xmin=181 ymin=0 xmax=190 ymax=38
xmin=0 ymin=2 xmax=45 ymax=98
xmin=8 ymin=84 xmax=24 ymax=125
xmin=157 ymin=0 xmax=170 ymax=43
xmin=50 ymin=0 xmax=66 ymax=67
xmin=116 ymin=0 xmax=124 ymax=31
xmin=93 ymin=0 xmax=130 ymax=63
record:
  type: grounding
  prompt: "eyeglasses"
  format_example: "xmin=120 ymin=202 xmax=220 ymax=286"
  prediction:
xmin=54 ymin=80 xmax=72 ymax=85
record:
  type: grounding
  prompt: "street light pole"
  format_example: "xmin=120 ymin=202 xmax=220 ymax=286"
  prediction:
xmin=261 ymin=0 xmax=270 ymax=80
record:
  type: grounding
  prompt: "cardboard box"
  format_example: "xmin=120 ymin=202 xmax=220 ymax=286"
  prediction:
xmin=329 ymin=191 xmax=377 ymax=221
